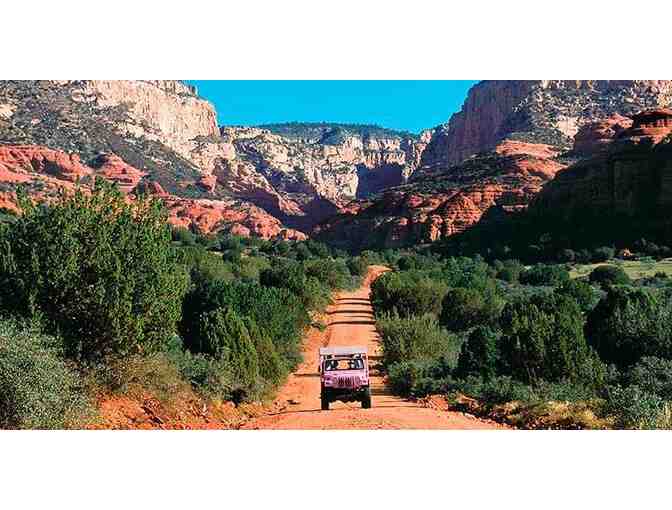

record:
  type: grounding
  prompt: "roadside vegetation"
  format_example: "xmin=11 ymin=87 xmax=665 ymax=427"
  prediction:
xmin=371 ymin=252 xmax=672 ymax=429
xmin=0 ymin=182 xmax=368 ymax=428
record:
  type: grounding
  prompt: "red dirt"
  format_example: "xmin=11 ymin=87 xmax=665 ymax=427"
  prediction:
xmin=243 ymin=266 xmax=508 ymax=429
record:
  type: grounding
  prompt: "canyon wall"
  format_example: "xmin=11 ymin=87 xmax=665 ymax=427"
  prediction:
xmin=421 ymin=80 xmax=672 ymax=168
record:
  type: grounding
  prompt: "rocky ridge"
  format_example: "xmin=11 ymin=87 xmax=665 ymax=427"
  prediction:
xmin=0 ymin=81 xmax=426 ymax=237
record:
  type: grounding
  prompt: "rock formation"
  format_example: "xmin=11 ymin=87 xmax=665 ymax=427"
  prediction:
xmin=315 ymin=142 xmax=566 ymax=249
xmin=421 ymin=80 xmax=672 ymax=168
xmin=0 ymin=81 xmax=427 ymax=236
xmin=532 ymin=108 xmax=672 ymax=222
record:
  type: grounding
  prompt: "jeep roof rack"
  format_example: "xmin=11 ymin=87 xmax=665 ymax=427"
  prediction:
xmin=319 ymin=346 xmax=367 ymax=356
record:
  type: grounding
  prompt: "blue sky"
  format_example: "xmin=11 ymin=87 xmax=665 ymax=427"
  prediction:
xmin=186 ymin=81 xmax=477 ymax=134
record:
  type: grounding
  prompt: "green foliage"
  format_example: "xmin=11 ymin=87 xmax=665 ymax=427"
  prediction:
xmin=499 ymin=294 xmax=601 ymax=384
xmin=195 ymin=308 xmax=260 ymax=397
xmin=260 ymin=259 xmax=306 ymax=296
xmin=585 ymin=287 xmax=672 ymax=368
xmin=169 ymin=349 xmax=234 ymax=401
xmin=0 ymin=183 xmax=188 ymax=361
xmin=171 ymin=226 xmax=197 ymax=246
xmin=604 ymin=385 xmax=666 ymax=429
xmin=588 ymin=265 xmax=631 ymax=286
xmin=94 ymin=351 xmax=195 ymax=408
xmin=625 ymin=357 xmax=672 ymax=400
xmin=371 ymin=271 xmax=448 ymax=318
xmin=0 ymin=318 xmax=93 ymax=429
xmin=493 ymin=259 xmax=524 ymax=283
xmin=346 ymin=256 xmax=369 ymax=277
xmin=439 ymin=287 xmax=503 ymax=332
xmin=520 ymin=264 xmax=570 ymax=286
xmin=176 ymin=245 xmax=236 ymax=284
xmin=303 ymin=258 xmax=351 ymax=289
xmin=456 ymin=326 xmax=500 ymax=380
xmin=555 ymin=279 xmax=598 ymax=312
xmin=377 ymin=313 xmax=463 ymax=369
xmin=592 ymin=246 xmax=615 ymax=262
xmin=181 ymin=279 xmax=309 ymax=372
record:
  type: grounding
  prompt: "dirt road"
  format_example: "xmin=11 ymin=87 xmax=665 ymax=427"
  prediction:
xmin=243 ymin=266 xmax=507 ymax=429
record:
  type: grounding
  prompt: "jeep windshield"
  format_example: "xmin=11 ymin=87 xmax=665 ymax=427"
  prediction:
xmin=323 ymin=358 xmax=365 ymax=371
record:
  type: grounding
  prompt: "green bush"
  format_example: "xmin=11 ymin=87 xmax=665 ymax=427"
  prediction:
xmin=346 ymin=256 xmax=369 ymax=277
xmin=194 ymin=308 xmax=260 ymax=398
xmin=588 ymin=265 xmax=631 ymax=286
xmin=625 ymin=357 xmax=672 ymax=400
xmin=592 ymin=246 xmax=615 ymax=263
xmin=176 ymin=245 xmax=235 ymax=284
xmin=604 ymin=385 xmax=666 ymax=429
xmin=0 ymin=183 xmax=188 ymax=360
xmin=499 ymin=294 xmax=601 ymax=384
xmin=171 ymin=226 xmax=197 ymax=246
xmin=169 ymin=349 xmax=234 ymax=401
xmin=181 ymin=280 xmax=309 ymax=371
xmin=303 ymin=258 xmax=351 ymax=289
xmin=555 ymin=279 xmax=598 ymax=312
xmin=377 ymin=313 xmax=462 ymax=368
xmin=456 ymin=326 xmax=500 ymax=379
xmin=585 ymin=287 xmax=672 ymax=368
xmin=371 ymin=271 xmax=448 ymax=318
xmin=495 ymin=259 xmax=524 ymax=283
xmin=387 ymin=360 xmax=435 ymax=397
xmin=94 ymin=351 xmax=195 ymax=408
xmin=439 ymin=287 xmax=502 ymax=331
xmin=520 ymin=264 xmax=570 ymax=286
xmin=260 ymin=259 xmax=306 ymax=296
xmin=0 ymin=318 xmax=93 ymax=429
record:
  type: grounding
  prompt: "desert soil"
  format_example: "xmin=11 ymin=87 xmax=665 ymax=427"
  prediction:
xmin=243 ymin=265 xmax=508 ymax=429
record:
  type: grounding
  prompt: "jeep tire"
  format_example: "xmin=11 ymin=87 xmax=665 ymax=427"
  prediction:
xmin=361 ymin=388 xmax=372 ymax=409
xmin=321 ymin=395 xmax=330 ymax=411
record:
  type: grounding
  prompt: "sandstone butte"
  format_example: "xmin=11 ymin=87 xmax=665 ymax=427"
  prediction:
xmin=531 ymin=108 xmax=672 ymax=220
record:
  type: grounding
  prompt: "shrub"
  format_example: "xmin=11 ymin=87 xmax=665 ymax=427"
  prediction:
xmin=377 ymin=313 xmax=462 ymax=368
xmin=439 ymin=287 xmax=502 ymax=331
xmin=604 ymin=385 xmax=666 ymax=429
xmin=520 ymin=264 xmax=570 ymax=286
xmin=495 ymin=259 xmax=524 ymax=283
xmin=171 ymin=226 xmax=197 ymax=246
xmin=181 ymin=280 xmax=309 ymax=371
xmin=555 ymin=279 xmax=598 ymax=312
xmin=371 ymin=271 xmax=448 ymax=318
xmin=588 ymin=265 xmax=630 ymax=286
xmin=0 ymin=318 xmax=93 ymax=429
xmin=303 ymin=258 xmax=351 ymax=289
xmin=176 ymin=245 xmax=235 ymax=284
xmin=499 ymin=294 xmax=600 ymax=384
xmin=625 ymin=357 xmax=672 ymax=400
xmin=94 ymin=351 xmax=195 ymax=408
xmin=0 ymin=183 xmax=188 ymax=360
xmin=558 ymin=248 xmax=576 ymax=263
xmin=387 ymin=360 xmax=439 ymax=397
xmin=346 ymin=256 xmax=369 ymax=277
xmin=260 ymin=259 xmax=306 ymax=296
xmin=585 ymin=287 xmax=672 ymax=368
xmin=456 ymin=326 xmax=500 ymax=379
xmin=169 ymin=350 xmax=234 ymax=401
xmin=592 ymin=246 xmax=615 ymax=263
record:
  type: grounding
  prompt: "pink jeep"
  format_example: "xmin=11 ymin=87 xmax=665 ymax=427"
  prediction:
xmin=319 ymin=346 xmax=371 ymax=410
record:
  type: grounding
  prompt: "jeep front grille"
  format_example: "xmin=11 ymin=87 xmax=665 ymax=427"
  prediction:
xmin=336 ymin=377 xmax=358 ymax=388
